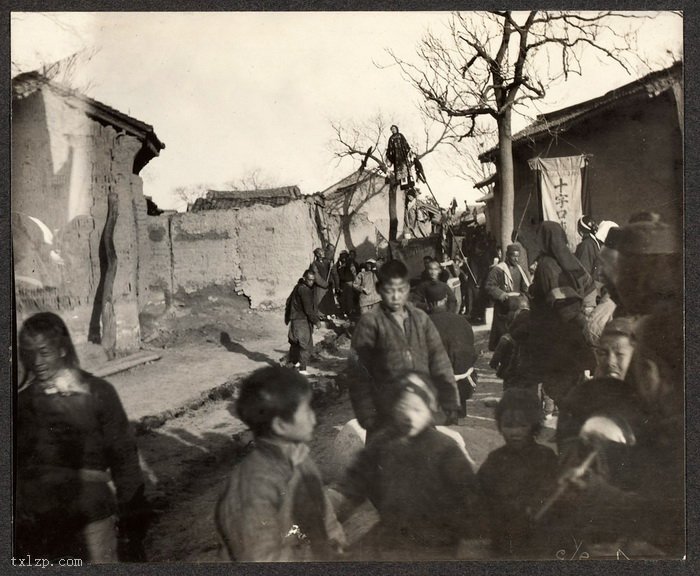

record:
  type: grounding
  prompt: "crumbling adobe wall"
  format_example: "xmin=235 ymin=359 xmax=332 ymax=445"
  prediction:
xmin=168 ymin=199 xmax=322 ymax=309
xmin=170 ymin=210 xmax=242 ymax=294
xmin=235 ymin=201 xmax=322 ymax=309
xmin=136 ymin=212 xmax=174 ymax=310
xmin=12 ymin=87 xmax=143 ymax=354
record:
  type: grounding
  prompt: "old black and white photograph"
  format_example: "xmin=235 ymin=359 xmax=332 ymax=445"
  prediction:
xmin=10 ymin=10 xmax=685 ymax=564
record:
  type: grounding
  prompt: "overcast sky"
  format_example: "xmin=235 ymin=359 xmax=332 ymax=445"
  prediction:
xmin=11 ymin=11 xmax=682 ymax=211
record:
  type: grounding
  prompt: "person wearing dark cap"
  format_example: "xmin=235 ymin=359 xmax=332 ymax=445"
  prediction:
xmin=310 ymin=247 xmax=339 ymax=316
xmin=485 ymin=244 xmax=531 ymax=351
xmin=331 ymin=372 xmax=480 ymax=560
xmin=575 ymin=215 xmax=601 ymax=278
xmin=425 ymin=282 xmax=478 ymax=420
xmin=615 ymin=216 xmax=681 ymax=316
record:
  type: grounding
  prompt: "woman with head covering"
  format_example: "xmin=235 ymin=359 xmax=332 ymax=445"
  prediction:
xmin=526 ymin=221 xmax=597 ymax=411
xmin=575 ymin=215 xmax=601 ymax=277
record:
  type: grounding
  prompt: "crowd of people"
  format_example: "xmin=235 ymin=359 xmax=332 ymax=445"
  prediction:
xmin=14 ymin=210 xmax=684 ymax=562
xmin=230 ymin=211 xmax=684 ymax=560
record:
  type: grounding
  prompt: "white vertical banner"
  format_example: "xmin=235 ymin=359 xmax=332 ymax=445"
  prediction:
xmin=528 ymin=156 xmax=586 ymax=248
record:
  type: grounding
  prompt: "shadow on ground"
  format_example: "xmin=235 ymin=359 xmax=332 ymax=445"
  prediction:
xmin=220 ymin=331 xmax=277 ymax=365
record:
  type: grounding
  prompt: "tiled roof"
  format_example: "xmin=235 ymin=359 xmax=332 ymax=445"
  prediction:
xmin=190 ymin=186 xmax=302 ymax=211
xmin=480 ymin=61 xmax=682 ymax=162
xmin=12 ymin=71 xmax=165 ymax=157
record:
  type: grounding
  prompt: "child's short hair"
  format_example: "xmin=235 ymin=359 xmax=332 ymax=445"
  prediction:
xmin=236 ymin=366 xmax=312 ymax=436
xmin=19 ymin=312 xmax=80 ymax=370
xmin=386 ymin=371 xmax=438 ymax=413
xmin=377 ymin=259 xmax=409 ymax=285
xmin=494 ymin=388 xmax=543 ymax=435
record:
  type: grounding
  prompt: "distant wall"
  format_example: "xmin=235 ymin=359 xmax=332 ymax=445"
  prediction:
xmin=13 ymin=87 xmax=145 ymax=353
xmin=142 ymin=199 xmax=324 ymax=309
xmin=136 ymin=213 xmax=174 ymax=310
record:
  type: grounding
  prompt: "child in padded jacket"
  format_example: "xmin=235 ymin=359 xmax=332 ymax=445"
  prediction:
xmin=215 ymin=366 xmax=345 ymax=561
xmin=350 ymin=259 xmax=460 ymax=434
xmin=331 ymin=372 xmax=480 ymax=561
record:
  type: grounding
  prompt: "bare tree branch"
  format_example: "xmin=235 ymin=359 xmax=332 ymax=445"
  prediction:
xmin=382 ymin=9 xmax=656 ymax=249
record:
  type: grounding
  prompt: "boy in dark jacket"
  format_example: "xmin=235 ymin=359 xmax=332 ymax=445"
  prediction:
xmin=287 ymin=270 xmax=320 ymax=375
xmin=216 ymin=366 xmax=345 ymax=561
xmin=413 ymin=259 xmax=458 ymax=313
xmin=16 ymin=313 xmax=148 ymax=563
xmin=425 ymin=282 xmax=478 ymax=419
xmin=350 ymin=260 xmax=460 ymax=434
xmin=478 ymin=389 xmax=558 ymax=558
xmin=332 ymin=372 xmax=480 ymax=560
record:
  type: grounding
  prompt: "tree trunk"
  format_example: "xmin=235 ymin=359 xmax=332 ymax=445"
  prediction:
xmin=388 ymin=179 xmax=398 ymax=241
xmin=497 ymin=108 xmax=515 ymax=254
xmin=100 ymin=192 xmax=119 ymax=360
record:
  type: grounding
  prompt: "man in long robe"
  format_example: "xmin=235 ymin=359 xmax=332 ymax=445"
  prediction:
xmin=485 ymin=244 xmax=531 ymax=351
xmin=310 ymin=248 xmax=339 ymax=316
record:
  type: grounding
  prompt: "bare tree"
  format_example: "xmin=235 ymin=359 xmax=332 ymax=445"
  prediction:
xmin=38 ymin=48 xmax=101 ymax=93
xmin=388 ymin=10 xmax=652 ymax=249
xmin=330 ymin=113 xmax=391 ymax=173
xmin=173 ymin=183 xmax=212 ymax=208
xmin=173 ymin=168 xmax=280 ymax=211
xmin=330 ymin=108 xmax=484 ymax=176
xmin=12 ymin=13 xmax=100 ymax=94
xmin=223 ymin=168 xmax=279 ymax=191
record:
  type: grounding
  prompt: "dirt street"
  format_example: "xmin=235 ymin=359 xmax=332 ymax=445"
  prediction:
xmin=106 ymin=296 xmax=555 ymax=562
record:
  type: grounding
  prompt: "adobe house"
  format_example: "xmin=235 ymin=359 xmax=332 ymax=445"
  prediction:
xmin=478 ymin=61 xmax=683 ymax=254
xmin=12 ymin=72 xmax=165 ymax=358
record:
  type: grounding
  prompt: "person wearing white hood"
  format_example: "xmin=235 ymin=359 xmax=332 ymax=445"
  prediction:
xmin=574 ymin=215 xmax=601 ymax=277
xmin=583 ymin=220 xmax=621 ymax=346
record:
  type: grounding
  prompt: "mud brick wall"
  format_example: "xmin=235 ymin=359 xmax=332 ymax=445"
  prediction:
xmin=168 ymin=200 xmax=324 ymax=309
xmin=13 ymin=87 xmax=144 ymax=353
xmin=136 ymin=212 xmax=174 ymax=310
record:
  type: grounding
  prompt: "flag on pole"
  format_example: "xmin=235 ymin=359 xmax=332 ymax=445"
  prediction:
xmin=528 ymin=156 xmax=587 ymax=248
